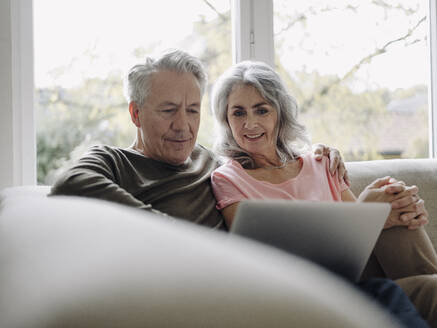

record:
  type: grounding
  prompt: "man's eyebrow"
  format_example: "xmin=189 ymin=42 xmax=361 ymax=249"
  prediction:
xmin=157 ymin=101 xmax=201 ymax=107
xmin=157 ymin=101 xmax=179 ymax=107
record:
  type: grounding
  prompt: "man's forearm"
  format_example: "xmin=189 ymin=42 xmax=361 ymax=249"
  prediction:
xmin=50 ymin=169 xmax=153 ymax=210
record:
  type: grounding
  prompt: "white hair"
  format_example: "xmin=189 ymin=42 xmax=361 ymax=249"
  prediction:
xmin=211 ymin=60 xmax=310 ymax=168
xmin=124 ymin=49 xmax=207 ymax=107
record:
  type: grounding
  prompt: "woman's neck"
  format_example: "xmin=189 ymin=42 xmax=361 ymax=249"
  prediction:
xmin=251 ymin=152 xmax=285 ymax=169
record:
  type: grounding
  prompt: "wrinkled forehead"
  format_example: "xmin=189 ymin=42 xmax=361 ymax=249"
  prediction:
xmin=147 ymin=70 xmax=202 ymax=105
xmin=151 ymin=70 xmax=201 ymax=91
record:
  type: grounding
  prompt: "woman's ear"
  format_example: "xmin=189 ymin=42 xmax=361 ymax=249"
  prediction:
xmin=129 ymin=102 xmax=141 ymax=127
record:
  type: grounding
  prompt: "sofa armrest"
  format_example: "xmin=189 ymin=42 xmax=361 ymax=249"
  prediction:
xmin=0 ymin=187 xmax=400 ymax=328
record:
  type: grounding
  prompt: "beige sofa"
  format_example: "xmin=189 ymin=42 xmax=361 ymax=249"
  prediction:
xmin=1 ymin=157 xmax=436 ymax=328
xmin=347 ymin=158 xmax=437 ymax=251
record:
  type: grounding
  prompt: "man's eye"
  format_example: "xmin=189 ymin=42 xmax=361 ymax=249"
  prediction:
xmin=162 ymin=109 xmax=174 ymax=113
xmin=188 ymin=108 xmax=199 ymax=114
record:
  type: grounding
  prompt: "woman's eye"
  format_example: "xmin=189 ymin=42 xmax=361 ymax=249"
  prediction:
xmin=233 ymin=110 xmax=245 ymax=117
xmin=257 ymin=108 xmax=268 ymax=115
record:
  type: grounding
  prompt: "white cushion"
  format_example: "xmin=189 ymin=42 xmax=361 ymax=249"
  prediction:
xmin=0 ymin=187 xmax=401 ymax=327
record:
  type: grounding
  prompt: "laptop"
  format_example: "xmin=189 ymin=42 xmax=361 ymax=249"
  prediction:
xmin=231 ymin=200 xmax=390 ymax=282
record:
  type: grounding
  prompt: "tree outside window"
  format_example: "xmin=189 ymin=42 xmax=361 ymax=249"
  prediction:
xmin=35 ymin=0 xmax=429 ymax=185
xmin=274 ymin=0 xmax=428 ymax=161
xmin=34 ymin=0 xmax=231 ymax=184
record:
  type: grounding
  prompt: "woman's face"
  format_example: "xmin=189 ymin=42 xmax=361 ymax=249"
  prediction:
xmin=226 ymin=84 xmax=278 ymax=160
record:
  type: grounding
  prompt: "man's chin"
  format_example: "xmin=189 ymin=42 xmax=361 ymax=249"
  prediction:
xmin=165 ymin=149 xmax=193 ymax=166
xmin=166 ymin=156 xmax=190 ymax=166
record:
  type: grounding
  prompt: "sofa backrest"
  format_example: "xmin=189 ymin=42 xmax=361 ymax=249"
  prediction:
xmin=346 ymin=158 xmax=437 ymax=251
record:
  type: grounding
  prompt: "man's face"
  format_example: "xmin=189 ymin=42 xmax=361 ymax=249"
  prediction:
xmin=136 ymin=70 xmax=201 ymax=165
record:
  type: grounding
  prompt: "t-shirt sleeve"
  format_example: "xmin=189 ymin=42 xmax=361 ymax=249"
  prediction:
xmin=326 ymin=159 xmax=350 ymax=196
xmin=211 ymin=170 xmax=247 ymax=210
xmin=339 ymin=176 xmax=349 ymax=192
xmin=50 ymin=146 xmax=160 ymax=213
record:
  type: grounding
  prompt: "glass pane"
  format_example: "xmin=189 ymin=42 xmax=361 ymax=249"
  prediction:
xmin=34 ymin=0 xmax=231 ymax=184
xmin=273 ymin=0 xmax=429 ymax=161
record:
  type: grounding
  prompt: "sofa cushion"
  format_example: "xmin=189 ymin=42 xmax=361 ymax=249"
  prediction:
xmin=0 ymin=187 xmax=400 ymax=328
xmin=346 ymin=158 xmax=437 ymax=251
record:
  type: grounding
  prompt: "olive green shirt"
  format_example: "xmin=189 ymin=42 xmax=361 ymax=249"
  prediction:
xmin=50 ymin=144 xmax=226 ymax=230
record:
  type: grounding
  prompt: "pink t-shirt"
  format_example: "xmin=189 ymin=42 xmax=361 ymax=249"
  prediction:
xmin=211 ymin=153 xmax=349 ymax=210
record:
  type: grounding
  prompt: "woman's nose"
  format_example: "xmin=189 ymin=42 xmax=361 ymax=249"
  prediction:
xmin=244 ymin=114 xmax=258 ymax=130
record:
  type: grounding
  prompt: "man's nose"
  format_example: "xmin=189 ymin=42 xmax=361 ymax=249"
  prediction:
xmin=171 ymin=108 xmax=190 ymax=131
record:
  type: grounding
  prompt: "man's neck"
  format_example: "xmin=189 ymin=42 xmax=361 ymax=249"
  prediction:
xmin=129 ymin=134 xmax=146 ymax=156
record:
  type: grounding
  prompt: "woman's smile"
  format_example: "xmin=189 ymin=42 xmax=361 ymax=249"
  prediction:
xmin=244 ymin=132 xmax=265 ymax=140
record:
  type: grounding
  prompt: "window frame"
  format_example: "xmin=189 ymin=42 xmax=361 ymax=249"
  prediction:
xmin=428 ymin=0 xmax=437 ymax=157
xmin=232 ymin=0 xmax=274 ymax=66
xmin=2 ymin=0 xmax=436 ymax=187
xmin=1 ymin=0 xmax=35 ymax=188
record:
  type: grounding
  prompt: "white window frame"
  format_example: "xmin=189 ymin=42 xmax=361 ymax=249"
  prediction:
xmin=428 ymin=0 xmax=437 ymax=157
xmin=1 ymin=0 xmax=436 ymax=188
xmin=1 ymin=0 xmax=35 ymax=188
xmin=232 ymin=0 xmax=274 ymax=66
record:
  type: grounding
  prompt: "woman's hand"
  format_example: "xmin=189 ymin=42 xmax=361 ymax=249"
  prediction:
xmin=384 ymin=177 xmax=428 ymax=230
xmin=312 ymin=143 xmax=350 ymax=185
xmin=358 ymin=176 xmax=428 ymax=230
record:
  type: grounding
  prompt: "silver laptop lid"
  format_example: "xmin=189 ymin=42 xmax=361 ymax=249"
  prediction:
xmin=231 ymin=200 xmax=390 ymax=281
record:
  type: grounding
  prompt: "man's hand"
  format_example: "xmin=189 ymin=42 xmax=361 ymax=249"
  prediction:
xmin=358 ymin=176 xmax=428 ymax=230
xmin=312 ymin=143 xmax=350 ymax=185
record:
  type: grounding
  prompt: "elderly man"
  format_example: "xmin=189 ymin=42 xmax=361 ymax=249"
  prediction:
xmin=51 ymin=49 xmax=434 ymax=327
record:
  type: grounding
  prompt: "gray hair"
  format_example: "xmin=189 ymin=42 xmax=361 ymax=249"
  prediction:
xmin=211 ymin=60 xmax=310 ymax=168
xmin=124 ymin=49 xmax=208 ymax=107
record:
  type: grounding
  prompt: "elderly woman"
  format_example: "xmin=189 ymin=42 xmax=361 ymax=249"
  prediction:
xmin=210 ymin=60 xmax=437 ymax=326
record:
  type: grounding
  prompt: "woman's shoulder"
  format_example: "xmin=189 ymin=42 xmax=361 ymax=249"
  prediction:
xmin=300 ymin=151 xmax=328 ymax=165
xmin=212 ymin=159 xmax=244 ymax=177
xmin=297 ymin=151 xmax=331 ymax=179
xmin=299 ymin=151 xmax=320 ymax=165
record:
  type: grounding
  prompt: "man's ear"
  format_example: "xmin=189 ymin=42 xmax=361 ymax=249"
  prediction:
xmin=129 ymin=102 xmax=141 ymax=127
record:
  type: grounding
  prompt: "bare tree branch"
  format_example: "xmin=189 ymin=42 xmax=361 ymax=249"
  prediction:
xmin=371 ymin=0 xmax=417 ymax=16
xmin=276 ymin=1 xmax=417 ymax=38
xmin=274 ymin=14 xmax=307 ymax=36
xmin=300 ymin=16 xmax=426 ymax=112
xmin=202 ymin=0 xmax=228 ymax=23
xmin=275 ymin=5 xmax=358 ymax=37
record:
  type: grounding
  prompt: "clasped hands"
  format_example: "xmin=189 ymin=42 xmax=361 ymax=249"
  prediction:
xmin=358 ymin=176 xmax=428 ymax=230
xmin=312 ymin=143 xmax=428 ymax=230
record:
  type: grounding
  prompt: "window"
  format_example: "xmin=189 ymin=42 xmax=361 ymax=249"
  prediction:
xmin=34 ymin=0 xmax=231 ymax=184
xmin=273 ymin=0 xmax=429 ymax=161
xmin=9 ymin=0 xmax=434 ymax=187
